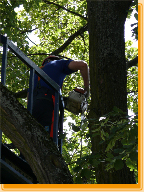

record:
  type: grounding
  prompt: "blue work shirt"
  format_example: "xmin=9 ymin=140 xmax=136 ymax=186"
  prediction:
xmin=34 ymin=59 xmax=75 ymax=92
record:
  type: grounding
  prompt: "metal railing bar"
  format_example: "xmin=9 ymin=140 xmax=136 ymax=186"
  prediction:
xmin=0 ymin=35 xmax=7 ymax=44
xmin=58 ymin=107 xmax=64 ymax=153
xmin=53 ymin=91 xmax=59 ymax=145
xmin=6 ymin=37 xmax=60 ymax=92
xmin=1 ymin=41 xmax=8 ymax=85
xmin=0 ymin=38 xmax=8 ymax=159
xmin=27 ymin=68 xmax=35 ymax=114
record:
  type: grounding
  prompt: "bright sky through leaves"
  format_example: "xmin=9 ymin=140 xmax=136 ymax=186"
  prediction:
xmin=14 ymin=5 xmax=138 ymax=48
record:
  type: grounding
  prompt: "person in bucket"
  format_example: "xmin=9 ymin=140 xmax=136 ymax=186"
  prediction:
xmin=28 ymin=55 xmax=90 ymax=138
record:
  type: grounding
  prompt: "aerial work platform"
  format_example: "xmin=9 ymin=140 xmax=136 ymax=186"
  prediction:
xmin=0 ymin=34 xmax=64 ymax=183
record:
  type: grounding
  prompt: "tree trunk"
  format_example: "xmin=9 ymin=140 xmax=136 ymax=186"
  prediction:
xmin=87 ymin=0 xmax=136 ymax=183
xmin=0 ymin=82 xmax=73 ymax=184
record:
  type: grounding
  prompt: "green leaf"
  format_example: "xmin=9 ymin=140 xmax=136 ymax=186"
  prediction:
xmin=114 ymin=159 xmax=124 ymax=170
xmin=86 ymin=133 xmax=91 ymax=138
xmin=91 ymin=159 xmax=100 ymax=167
xmin=58 ymin=133 xmax=67 ymax=139
xmin=101 ymin=129 xmax=105 ymax=140
xmin=73 ymin=165 xmax=82 ymax=172
xmin=129 ymin=151 xmax=138 ymax=162
xmin=134 ymin=13 xmax=138 ymax=21
xmin=80 ymin=168 xmax=91 ymax=179
xmin=115 ymin=154 xmax=126 ymax=160
xmin=99 ymin=140 xmax=105 ymax=145
xmin=107 ymin=152 xmax=114 ymax=159
xmin=114 ymin=148 xmax=124 ymax=154
xmin=126 ymin=158 xmax=137 ymax=171
xmin=72 ymin=125 xmax=80 ymax=132
xmin=75 ymin=176 xmax=83 ymax=184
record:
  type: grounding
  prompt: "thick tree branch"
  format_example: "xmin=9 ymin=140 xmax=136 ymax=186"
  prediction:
xmin=43 ymin=0 xmax=87 ymax=20
xmin=126 ymin=56 xmax=138 ymax=70
xmin=14 ymin=89 xmax=28 ymax=98
xmin=0 ymin=54 xmax=71 ymax=62
xmin=51 ymin=24 xmax=88 ymax=55
xmin=1 ymin=25 xmax=88 ymax=60
xmin=26 ymin=53 xmax=71 ymax=60
xmin=19 ymin=28 xmax=38 ymax=35
xmin=0 ymin=82 xmax=73 ymax=184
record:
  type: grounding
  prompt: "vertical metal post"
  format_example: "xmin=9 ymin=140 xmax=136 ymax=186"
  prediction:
xmin=0 ymin=37 xmax=8 ymax=159
xmin=1 ymin=41 xmax=8 ymax=85
xmin=53 ymin=91 xmax=59 ymax=146
xmin=58 ymin=106 xmax=64 ymax=154
xmin=27 ymin=68 xmax=35 ymax=114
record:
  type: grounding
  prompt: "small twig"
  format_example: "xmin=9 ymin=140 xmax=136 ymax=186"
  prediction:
xmin=43 ymin=0 xmax=87 ymax=20
xmin=127 ymin=90 xmax=138 ymax=94
xmin=26 ymin=36 xmax=38 ymax=46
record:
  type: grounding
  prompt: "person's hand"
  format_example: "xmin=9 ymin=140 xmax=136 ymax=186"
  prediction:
xmin=74 ymin=87 xmax=89 ymax=99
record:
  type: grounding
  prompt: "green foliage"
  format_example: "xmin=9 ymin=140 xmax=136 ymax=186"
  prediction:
xmin=2 ymin=132 xmax=11 ymax=144
xmin=2 ymin=133 xmax=20 ymax=155
xmin=90 ymin=107 xmax=138 ymax=183
xmin=63 ymin=108 xmax=138 ymax=183
xmin=126 ymin=40 xmax=138 ymax=113
xmin=62 ymin=114 xmax=96 ymax=184
xmin=127 ymin=0 xmax=138 ymax=40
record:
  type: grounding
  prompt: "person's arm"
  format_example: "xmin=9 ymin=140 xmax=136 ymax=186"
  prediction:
xmin=68 ymin=61 xmax=90 ymax=97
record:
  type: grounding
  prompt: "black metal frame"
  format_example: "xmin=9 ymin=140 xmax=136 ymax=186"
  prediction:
xmin=1 ymin=143 xmax=37 ymax=184
xmin=0 ymin=34 xmax=64 ymax=155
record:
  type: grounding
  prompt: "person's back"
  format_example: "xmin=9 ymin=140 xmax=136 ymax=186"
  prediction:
xmin=33 ymin=59 xmax=74 ymax=92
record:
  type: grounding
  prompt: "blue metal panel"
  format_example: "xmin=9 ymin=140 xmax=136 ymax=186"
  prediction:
xmin=27 ymin=68 xmax=35 ymax=114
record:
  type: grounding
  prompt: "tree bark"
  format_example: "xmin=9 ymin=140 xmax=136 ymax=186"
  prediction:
xmin=87 ymin=0 xmax=136 ymax=184
xmin=0 ymin=82 xmax=73 ymax=184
